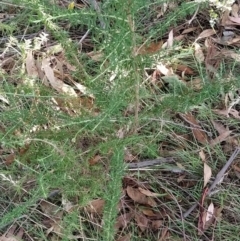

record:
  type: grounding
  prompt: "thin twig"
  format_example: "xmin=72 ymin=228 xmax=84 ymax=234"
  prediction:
xmin=78 ymin=29 xmax=91 ymax=45
xmin=127 ymin=157 xmax=175 ymax=169
xmin=183 ymin=147 xmax=240 ymax=218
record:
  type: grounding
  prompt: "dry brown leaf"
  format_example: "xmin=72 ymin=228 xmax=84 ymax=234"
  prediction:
xmin=221 ymin=10 xmax=230 ymax=26
xmin=211 ymin=120 xmax=228 ymax=134
xmin=175 ymin=64 xmax=194 ymax=75
xmin=206 ymin=202 xmax=214 ymax=223
xmin=35 ymin=58 xmax=46 ymax=80
xmin=199 ymin=149 xmax=206 ymax=162
xmin=26 ymin=50 xmax=38 ymax=77
xmin=151 ymin=220 xmax=163 ymax=230
xmin=89 ymin=154 xmax=102 ymax=166
xmin=126 ymin=186 xmax=157 ymax=207
xmin=233 ymin=164 xmax=240 ymax=173
xmin=42 ymin=58 xmax=77 ymax=96
xmin=4 ymin=153 xmax=15 ymax=165
xmin=203 ymin=163 xmax=212 ymax=188
xmin=196 ymin=29 xmax=216 ymax=40
xmin=134 ymin=212 xmax=149 ymax=232
xmin=228 ymin=109 xmax=240 ymax=119
xmin=40 ymin=200 xmax=63 ymax=219
xmin=54 ymin=58 xmax=64 ymax=80
xmin=203 ymin=202 xmax=215 ymax=230
xmin=138 ymin=187 xmax=158 ymax=197
xmin=221 ymin=49 xmax=240 ymax=62
xmin=210 ymin=130 xmax=232 ymax=146
xmin=115 ymin=212 xmax=133 ymax=230
xmin=159 ymin=227 xmax=170 ymax=241
xmin=0 ymin=225 xmax=24 ymax=241
xmin=177 ymin=174 xmax=186 ymax=183
xmin=86 ymin=199 xmax=105 ymax=214
xmin=174 ymin=34 xmax=185 ymax=41
xmin=194 ymin=43 xmax=205 ymax=63
xmin=136 ymin=41 xmax=163 ymax=55
xmin=167 ymin=29 xmax=173 ymax=48
xmin=141 ymin=208 xmax=157 ymax=217
xmin=227 ymin=36 xmax=240 ymax=44
xmin=231 ymin=3 xmax=239 ymax=18
xmin=116 ymin=234 xmax=131 ymax=241
xmin=180 ymin=113 xmax=208 ymax=144
xmin=182 ymin=27 xmax=198 ymax=34
xmin=213 ymin=109 xmax=229 ymax=117
xmin=0 ymin=236 xmax=19 ymax=241
xmin=39 ymin=200 xmax=63 ymax=235
xmin=0 ymin=57 xmax=15 ymax=73
xmin=233 ymin=164 xmax=240 ymax=179
xmin=229 ymin=16 xmax=240 ymax=24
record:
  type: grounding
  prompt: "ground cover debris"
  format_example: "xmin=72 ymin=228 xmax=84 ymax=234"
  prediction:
xmin=1 ymin=0 xmax=240 ymax=240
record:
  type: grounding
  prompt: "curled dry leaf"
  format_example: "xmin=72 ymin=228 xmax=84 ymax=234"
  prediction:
xmin=204 ymin=163 xmax=212 ymax=188
xmin=126 ymin=186 xmax=157 ymax=207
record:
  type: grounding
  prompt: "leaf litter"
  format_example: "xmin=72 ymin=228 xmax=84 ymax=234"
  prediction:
xmin=2 ymin=0 xmax=240 ymax=240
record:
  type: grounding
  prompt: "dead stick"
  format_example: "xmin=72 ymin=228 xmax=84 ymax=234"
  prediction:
xmin=183 ymin=147 xmax=240 ymax=218
xmin=127 ymin=157 xmax=175 ymax=169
